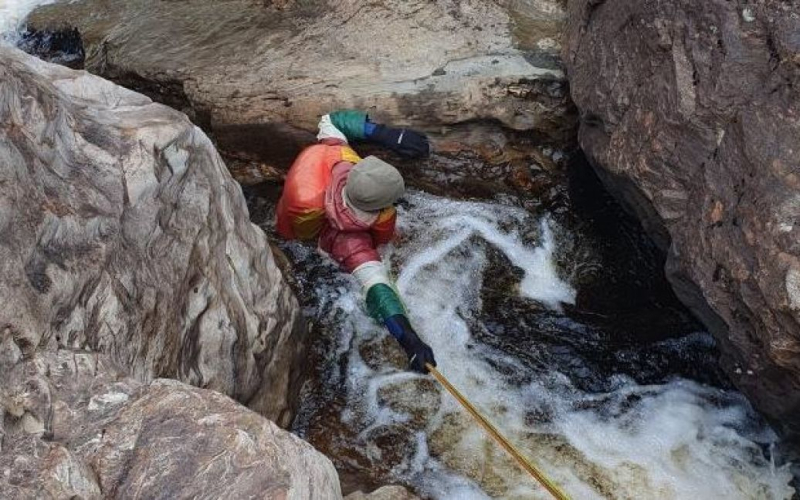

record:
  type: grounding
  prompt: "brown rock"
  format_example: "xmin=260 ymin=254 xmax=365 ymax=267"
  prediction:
xmin=82 ymin=380 xmax=341 ymax=499
xmin=565 ymin=0 xmax=800 ymax=445
xmin=0 ymin=46 xmax=305 ymax=426
xmin=26 ymin=0 xmax=576 ymax=178
xmin=0 ymin=349 xmax=341 ymax=499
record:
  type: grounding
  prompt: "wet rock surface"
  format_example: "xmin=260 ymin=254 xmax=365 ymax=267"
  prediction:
xmin=565 ymin=0 xmax=800 ymax=447
xmin=0 ymin=46 xmax=304 ymax=426
xmin=26 ymin=0 xmax=576 ymax=185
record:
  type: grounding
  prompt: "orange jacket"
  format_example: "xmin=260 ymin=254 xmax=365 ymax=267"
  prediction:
xmin=275 ymin=141 xmax=396 ymax=272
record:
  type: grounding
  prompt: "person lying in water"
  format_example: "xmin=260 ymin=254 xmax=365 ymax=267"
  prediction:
xmin=275 ymin=110 xmax=436 ymax=373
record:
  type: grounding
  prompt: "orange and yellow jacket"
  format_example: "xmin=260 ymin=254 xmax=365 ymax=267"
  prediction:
xmin=275 ymin=139 xmax=396 ymax=273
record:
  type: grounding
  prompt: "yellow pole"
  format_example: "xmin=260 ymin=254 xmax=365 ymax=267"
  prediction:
xmin=425 ymin=363 xmax=571 ymax=500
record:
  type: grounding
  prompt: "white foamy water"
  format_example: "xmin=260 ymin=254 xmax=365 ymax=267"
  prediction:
xmin=0 ymin=0 xmax=54 ymax=43
xmin=302 ymin=191 xmax=794 ymax=499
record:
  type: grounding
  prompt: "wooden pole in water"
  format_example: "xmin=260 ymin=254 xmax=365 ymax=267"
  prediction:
xmin=425 ymin=363 xmax=571 ymax=500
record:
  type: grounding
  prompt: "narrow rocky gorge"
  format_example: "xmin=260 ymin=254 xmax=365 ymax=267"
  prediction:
xmin=25 ymin=0 xmax=800 ymax=451
xmin=2 ymin=0 xmax=799 ymax=497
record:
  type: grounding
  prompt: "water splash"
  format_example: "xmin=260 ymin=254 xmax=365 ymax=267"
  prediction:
xmin=0 ymin=0 xmax=55 ymax=43
xmin=287 ymin=191 xmax=794 ymax=499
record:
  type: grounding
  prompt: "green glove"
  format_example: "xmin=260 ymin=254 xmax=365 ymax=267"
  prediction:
xmin=365 ymin=283 xmax=406 ymax=322
xmin=330 ymin=109 xmax=368 ymax=141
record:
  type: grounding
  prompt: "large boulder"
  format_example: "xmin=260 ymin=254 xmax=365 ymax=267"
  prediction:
xmin=26 ymin=0 xmax=575 ymax=186
xmin=0 ymin=46 xmax=305 ymax=426
xmin=565 ymin=0 xmax=800 ymax=444
xmin=0 ymin=348 xmax=341 ymax=499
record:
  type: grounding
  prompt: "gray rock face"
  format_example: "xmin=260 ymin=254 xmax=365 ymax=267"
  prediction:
xmin=26 ymin=0 xmax=575 ymax=182
xmin=565 ymin=0 xmax=800 ymax=444
xmin=0 ymin=349 xmax=341 ymax=499
xmin=0 ymin=46 xmax=305 ymax=427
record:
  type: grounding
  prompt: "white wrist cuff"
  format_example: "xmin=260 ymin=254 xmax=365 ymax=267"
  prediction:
xmin=317 ymin=114 xmax=348 ymax=143
xmin=352 ymin=261 xmax=392 ymax=295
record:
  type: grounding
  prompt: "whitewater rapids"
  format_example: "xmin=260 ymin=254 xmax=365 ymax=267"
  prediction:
xmin=285 ymin=192 xmax=794 ymax=500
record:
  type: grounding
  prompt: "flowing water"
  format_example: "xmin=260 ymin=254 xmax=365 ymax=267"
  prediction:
xmin=266 ymin=186 xmax=794 ymax=499
xmin=0 ymin=0 xmax=53 ymax=43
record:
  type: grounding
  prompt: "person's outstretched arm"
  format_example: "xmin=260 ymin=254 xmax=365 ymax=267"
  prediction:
xmin=354 ymin=259 xmax=436 ymax=374
xmin=320 ymin=226 xmax=436 ymax=373
xmin=327 ymin=109 xmax=430 ymax=159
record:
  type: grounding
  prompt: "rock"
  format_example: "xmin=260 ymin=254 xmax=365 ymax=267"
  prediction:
xmin=564 ymin=0 xmax=800 ymax=445
xmin=80 ymin=380 xmax=341 ymax=499
xmin=345 ymin=485 xmax=420 ymax=500
xmin=0 ymin=348 xmax=341 ymax=499
xmin=0 ymin=46 xmax=305 ymax=427
xmin=26 ymin=0 xmax=576 ymax=184
xmin=0 ymin=438 xmax=103 ymax=500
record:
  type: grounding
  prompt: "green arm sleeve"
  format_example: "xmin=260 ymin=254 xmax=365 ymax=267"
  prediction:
xmin=365 ymin=283 xmax=406 ymax=322
xmin=330 ymin=109 xmax=367 ymax=141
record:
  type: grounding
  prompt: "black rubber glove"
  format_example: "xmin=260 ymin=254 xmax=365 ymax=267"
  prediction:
xmin=369 ymin=124 xmax=430 ymax=159
xmin=386 ymin=314 xmax=436 ymax=373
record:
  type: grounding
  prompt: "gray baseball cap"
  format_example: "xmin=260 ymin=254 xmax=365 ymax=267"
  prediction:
xmin=344 ymin=156 xmax=405 ymax=212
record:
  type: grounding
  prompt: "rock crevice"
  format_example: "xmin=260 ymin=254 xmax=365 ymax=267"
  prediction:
xmin=565 ymin=0 xmax=800 ymax=446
